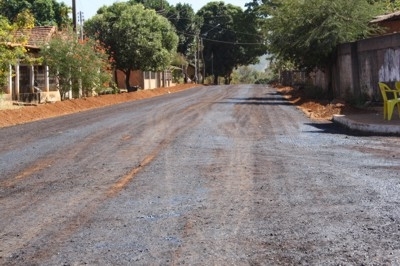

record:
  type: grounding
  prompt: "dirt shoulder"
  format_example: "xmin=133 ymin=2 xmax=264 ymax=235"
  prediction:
xmin=0 ymin=84 xmax=200 ymax=128
xmin=276 ymin=85 xmax=352 ymax=121
xmin=0 ymin=84 xmax=356 ymax=128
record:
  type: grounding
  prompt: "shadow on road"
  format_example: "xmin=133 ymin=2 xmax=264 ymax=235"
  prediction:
xmin=303 ymin=122 xmax=378 ymax=137
xmin=218 ymin=96 xmax=292 ymax=106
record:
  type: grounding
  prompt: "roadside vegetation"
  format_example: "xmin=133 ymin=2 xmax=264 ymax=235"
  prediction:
xmin=0 ymin=10 xmax=37 ymax=92
xmin=0 ymin=0 xmax=399 ymax=100
xmin=84 ymin=2 xmax=179 ymax=90
xmin=40 ymin=31 xmax=112 ymax=100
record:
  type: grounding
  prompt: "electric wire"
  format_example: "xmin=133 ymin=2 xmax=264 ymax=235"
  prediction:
xmin=175 ymin=30 xmax=265 ymax=45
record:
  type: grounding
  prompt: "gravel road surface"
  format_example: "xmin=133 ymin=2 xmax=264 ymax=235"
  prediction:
xmin=1 ymin=84 xmax=400 ymax=265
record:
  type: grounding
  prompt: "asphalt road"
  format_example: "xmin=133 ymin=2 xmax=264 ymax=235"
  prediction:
xmin=1 ymin=84 xmax=400 ymax=265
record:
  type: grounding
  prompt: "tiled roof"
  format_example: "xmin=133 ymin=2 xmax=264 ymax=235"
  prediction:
xmin=14 ymin=26 xmax=57 ymax=49
xmin=371 ymin=11 xmax=400 ymax=23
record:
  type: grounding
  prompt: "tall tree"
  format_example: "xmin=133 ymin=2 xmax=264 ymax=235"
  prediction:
xmin=84 ymin=3 xmax=178 ymax=89
xmin=125 ymin=1 xmax=198 ymax=57
xmin=367 ymin=0 xmax=400 ymax=9
xmin=379 ymin=0 xmax=400 ymax=12
xmin=126 ymin=1 xmax=200 ymax=81
xmin=128 ymin=0 xmax=172 ymax=13
xmin=264 ymin=0 xmax=381 ymax=73
xmin=168 ymin=3 xmax=199 ymax=57
xmin=0 ymin=0 xmax=70 ymax=27
xmin=264 ymin=0 xmax=382 ymax=98
xmin=197 ymin=1 xmax=266 ymax=84
xmin=244 ymin=0 xmax=281 ymax=16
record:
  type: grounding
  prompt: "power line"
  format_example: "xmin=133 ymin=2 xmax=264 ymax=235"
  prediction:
xmin=176 ymin=30 xmax=265 ymax=45
xmin=203 ymin=37 xmax=265 ymax=45
xmin=168 ymin=18 xmax=264 ymax=38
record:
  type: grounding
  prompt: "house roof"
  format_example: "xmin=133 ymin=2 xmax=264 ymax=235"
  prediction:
xmin=13 ymin=26 xmax=57 ymax=49
xmin=371 ymin=11 xmax=400 ymax=23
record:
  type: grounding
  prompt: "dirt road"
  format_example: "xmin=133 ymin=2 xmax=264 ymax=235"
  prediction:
xmin=1 ymin=85 xmax=400 ymax=265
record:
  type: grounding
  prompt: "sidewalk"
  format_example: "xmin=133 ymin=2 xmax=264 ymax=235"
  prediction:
xmin=332 ymin=108 xmax=400 ymax=135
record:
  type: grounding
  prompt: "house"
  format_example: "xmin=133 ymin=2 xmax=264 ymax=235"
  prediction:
xmin=2 ymin=26 xmax=61 ymax=104
xmin=115 ymin=69 xmax=173 ymax=91
xmin=370 ymin=11 xmax=400 ymax=35
xmin=2 ymin=26 xmax=181 ymax=104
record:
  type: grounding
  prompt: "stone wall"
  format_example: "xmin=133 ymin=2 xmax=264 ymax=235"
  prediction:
xmin=323 ymin=33 xmax=400 ymax=101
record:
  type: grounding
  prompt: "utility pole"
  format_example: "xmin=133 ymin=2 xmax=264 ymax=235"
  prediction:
xmin=196 ymin=36 xmax=200 ymax=83
xmin=72 ymin=0 xmax=77 ymax=32
xmin=77 ymin=11 xmax=84 ymax=40
xmin=194 ymin=35 xmax=197 ymax=84
xmin=201 ymin=24 xmax=220 ymax=84
xmin=201 ymin=37 xmax=205 ymax=84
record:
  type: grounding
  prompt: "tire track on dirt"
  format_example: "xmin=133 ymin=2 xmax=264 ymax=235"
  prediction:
xmin=2 ymin=86 xmax=230 ymax=265
xmin=0 ymin=122 xmax=140 ymax=264
xmin=0 ymin=120 xmax=130 ymax=189
xmin=172 ymin=86 xmax=272 ymax=263
xmin=107 ymin=87 xmax=231 ymax=195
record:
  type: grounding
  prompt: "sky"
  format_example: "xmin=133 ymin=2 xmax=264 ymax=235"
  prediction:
xmin=60 ymin=0 xmax=250 ymax=21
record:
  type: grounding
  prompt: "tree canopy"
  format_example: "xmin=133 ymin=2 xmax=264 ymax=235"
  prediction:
xmin=123 ymin=1 xmax=199 ymax=60
xmin=370 ymin=0 xmax=400 ymax=12
xmin=167 ymin=3 xmax=199 ymax=57
xmin=40 ymin=30 xmax=111 ymax=100
xmin=0 ymin=0 xmax=70 ymax=27
xmin=0 ymin=12 xmax=35 ymax=89
xmin=263 ymin=0 xmax=381 ymax=72
xmin=84 ymin=2 xmax=179 ymax=88
xmin=197 ymin=1 xmax=266 ymax=84
xmin=127 ymin=0 xmax=172 ymax=13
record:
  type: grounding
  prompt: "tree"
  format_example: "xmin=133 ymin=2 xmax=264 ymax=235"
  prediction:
xmin=197 ymin=2 xmax=266 ymax=84
xmin=244 ymin=0 xmax=281 ymax=17
xmin=126 ymin=1 xmax=200 ymax=82
xmin=40 ymin=30 xmax=111 ymax=100
xmin=366 ymin=0 xmax=400 ymax=11
xmin=231 ymin=65 xmax=268 ymax=84
xmin=84 ymin=3 xmax=178 ymax=89
xmin=380 ymin=0 xmax=400 ymax=12
xmin=167 ymin=3 xmax=199 ymax=57
xmin=0 ymin=11 xmax=35 ymax=90
xmin=264 ymin=0 xmax=381 ymax=82
xmin=0 ymin=0 xmax=70 ymax=28
xmin=263 ymin=0 xmax=384 ymax=99
xmin=120 ymin=1 xmax=199 ymax=66
xmin=127 ymin=0 xmax=172 ymax=13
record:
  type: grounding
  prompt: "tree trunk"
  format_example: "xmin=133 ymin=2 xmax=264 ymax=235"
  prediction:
xmin=213 ymin=75 xmax=218 ymax=85
xmin=125 ymin=69 xmax=131 ymax=89
xmin=224 ymin=75 xmax=231 ymax=85
xmin=114 ymin=68 xmax=118 ymax=86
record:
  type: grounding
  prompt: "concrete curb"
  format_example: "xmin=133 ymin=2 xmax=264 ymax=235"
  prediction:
xmin=332 ymin=114 xmax=400 ymax=135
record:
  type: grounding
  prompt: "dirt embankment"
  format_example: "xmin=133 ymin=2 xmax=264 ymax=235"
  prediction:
xmin=0 ymin=84 xmax=200 ymax=128
xmin=276 ymin=85 xmax=350 ymax=120
xmin=0 ymin=84 xmax=353 ymax=128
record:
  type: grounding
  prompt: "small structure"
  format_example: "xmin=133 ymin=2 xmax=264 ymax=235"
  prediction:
xmin=1 ymin=26 xmax=61 ymax=104
xmin=371 ymin=11 xmax=400 ymax=35
xmin=115 ymin=69 xmax=173 ymax=91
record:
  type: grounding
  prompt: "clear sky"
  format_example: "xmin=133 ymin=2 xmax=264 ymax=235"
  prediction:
xmin=60 ymin=0 xmax=250 ymax=21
